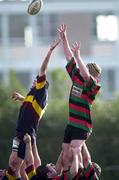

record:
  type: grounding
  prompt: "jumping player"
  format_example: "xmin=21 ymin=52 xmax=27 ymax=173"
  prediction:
xmin=6 ymin=39 xmax=60 ymax=179
xmin=57 ymin=24 xmax=101 ymax=177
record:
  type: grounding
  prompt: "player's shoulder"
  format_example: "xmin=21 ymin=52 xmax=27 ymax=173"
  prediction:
xmin=37 ymin=74 xmax=46 ymax=82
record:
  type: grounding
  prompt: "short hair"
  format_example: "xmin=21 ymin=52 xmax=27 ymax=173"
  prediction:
xmin=87 ymin=63 xmax=102 ymax=78
xmin=92 ymin=162 xmax=102 ymax=176
xmin=36 ymin=165 xmax=49 ymax=180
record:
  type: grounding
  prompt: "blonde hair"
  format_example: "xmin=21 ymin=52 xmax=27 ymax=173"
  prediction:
xmin=87 ymin=63 xmax=101 ymax=77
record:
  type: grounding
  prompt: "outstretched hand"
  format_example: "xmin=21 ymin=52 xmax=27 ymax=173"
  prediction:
xmin=39 ymin=39 xmax=60 ymax=76
xmin=23 ymin=133 xmax=31 ymax=144
xmin=57 ymin=24 xmax=67 ymax=41
xmin=71 ymin=42 xmax=81 ymax=58
xmin=47 ymin=164 xmax=58 ymax=178
xmin=50 ymin=39 xmax=60 ymax=51
xmin=11 ymin=92 xmax=25 ymax=102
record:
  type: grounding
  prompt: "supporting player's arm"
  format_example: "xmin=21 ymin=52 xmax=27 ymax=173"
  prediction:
xmin=81 ymin=143 xmax=91 ymax=167
xmin=39 ymin=39 xmax=60 ymax=77
xmin=24 ymin=134 xmax=34 ymax=167
xmin=55 ymin=151 xmax=63 ymax=175
xmin=70 ymin=147 xmax=80 ymax=178
xmin=58 ymin=24 xmax=73 ymax=62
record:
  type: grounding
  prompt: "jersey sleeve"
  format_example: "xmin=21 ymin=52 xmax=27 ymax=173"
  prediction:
xmin=52 ymin=169 xmax=72 ymax=180
xmin=65 ymin=57 xmax=79 ymax=81
xmin=86 ymin=76 xmax=101 ymax=100
xmin=25 ymin=165 xmax=37 ymax=180
xmin=83 ymin=162 xmax=99 ymax=180
xmin=24 ymin=74 xmax=47 ymax=101
xmin=35 ymin=74 xmax=46 ymax=90
xmin=66 ymin=57 xmax=86 ymax=87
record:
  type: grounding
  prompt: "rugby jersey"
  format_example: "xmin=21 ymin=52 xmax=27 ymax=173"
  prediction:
xmin=16 ymin=74 xmax=48 ymax=136
xmin=66 ymin=58 xmax=101 ymax=132
xmin=3 ymin=168 xmax=15 ymax=180
xmin=52 ymin=170 xmax=72 ymax=180
xmin=73 ymin=168 xmax=83 ymax=180
xmin=25 ymin=164 xmax=37 ymax=180
xmin=83 ymin=163 xmax=99 ymax=180
xmin=3 ymin=174 xmax=14 ymax=180
xmin=73 ymin=163 xmax=99 ymax=180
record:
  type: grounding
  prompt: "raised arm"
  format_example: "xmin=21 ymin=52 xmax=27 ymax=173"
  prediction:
xmin=71 ymin=42 xmax=90 ymax=80
xmin=58 ymin=24 xmax=73 ymax=62
xmin=39 ymin=39 xmax=60 ymax=77
xmin=81 ymin=143 xmax=91 ymax=167
xmin=23 ymin=134 xmax=34 ymax=167
xmin=55 ymin=151 xmax=63 ymax=175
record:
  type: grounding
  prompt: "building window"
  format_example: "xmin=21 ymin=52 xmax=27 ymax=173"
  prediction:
xmin=101 ymin=69 xmax=116 ymax=99
xmin=24 ymin=26 xmax=33 ymax=47
xmin=0 ymin=0 xmax=29 ymax=2
xmin=94 ymin=14 xmax=118 ymax=42
xmin=0 ymin=15 xmax=2 ymax=44
xmin=8 ymin=14 xmax=28 ymax=46
xmin=37 ymin=13 xmax=58 ymax=43
xmin=107 ymin=69 xmax=115 ymax=93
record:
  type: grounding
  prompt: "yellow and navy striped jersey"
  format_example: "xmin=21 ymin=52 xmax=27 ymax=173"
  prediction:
xmin=25 ymin=164 xmax=37 ymax=180
xmin=16 ymin=74 xmax=48 ymax=136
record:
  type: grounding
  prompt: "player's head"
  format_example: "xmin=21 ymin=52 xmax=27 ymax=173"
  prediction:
xmin=86 ymin=62 xmax=101 ymax=79
xmin=36 ymin=165 xmax=48 ymax=180
xmin=92 ymin=162 xmax=102 ymax=177
xmin=32 ymin=79 xmax=37 ymax=88
xmin=36 ymin=163 xmax=57 ymax=180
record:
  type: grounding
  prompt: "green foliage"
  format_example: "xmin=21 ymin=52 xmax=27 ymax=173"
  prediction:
xmin=37 ymin=98 xmax=68 ymax=164
xmin=0 ymin=71 xmax=26 ymax=167
xmin=9 ymin=70 xmax=26 ymax=94
xmin=49 ymin=68 xmax=70 ymax=99
xmin=0 ymin=69 xmax=119 ymax=179
xmin=89 ymin=98 xmax=119 ymax=179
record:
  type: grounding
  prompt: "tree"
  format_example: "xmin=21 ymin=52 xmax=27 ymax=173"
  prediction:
xmin=0 ymin=69 xmax=119 ymax=179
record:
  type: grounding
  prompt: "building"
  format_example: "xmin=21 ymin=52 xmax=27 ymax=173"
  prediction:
xmin=0 ymin=0 xmax=119 ymax=99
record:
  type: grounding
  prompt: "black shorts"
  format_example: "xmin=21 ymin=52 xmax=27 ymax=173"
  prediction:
xmin=63 ymin=125 xmax=91 ymax=143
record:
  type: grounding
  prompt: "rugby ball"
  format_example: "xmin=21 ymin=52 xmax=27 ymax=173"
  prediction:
xmin=27 ymin=0 xmax=43 ymax=15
